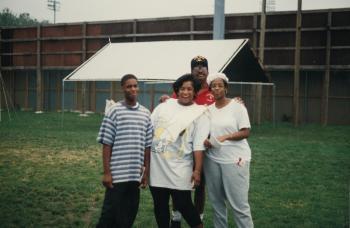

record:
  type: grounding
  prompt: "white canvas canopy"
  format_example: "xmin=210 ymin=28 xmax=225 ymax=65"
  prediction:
xmin=64 ymin=39 xmax=266 ymax=82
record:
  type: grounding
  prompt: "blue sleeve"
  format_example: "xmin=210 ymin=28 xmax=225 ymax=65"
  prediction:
xmin=96 ymin=113 xmax=117 ymax=146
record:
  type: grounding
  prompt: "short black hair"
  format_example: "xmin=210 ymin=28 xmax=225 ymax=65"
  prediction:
xmin=121 ymin=74 xmax=138 ymax=86
xmin=173 ymin=73 xmax=201 ymax=96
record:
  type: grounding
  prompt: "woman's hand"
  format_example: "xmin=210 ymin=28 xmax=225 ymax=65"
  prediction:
xmin=191 ymin=170 xmax=201 ymax=188
xmin=233 ymin=96 xmax=245 ymax=106
xmin=159 ymin=95 xmax=170 ymax=103
xmin=204 ymin=139 xmax=212 ymax=148
xmin=217 ymin=135 xmax=229 ymax=142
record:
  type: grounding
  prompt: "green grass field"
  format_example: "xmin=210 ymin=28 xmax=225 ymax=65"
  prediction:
xmin=0 ymin=111 xmax=349 ymax=227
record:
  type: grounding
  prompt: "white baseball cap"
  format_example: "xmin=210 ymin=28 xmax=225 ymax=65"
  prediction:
xmin=207 ymin=72 xmax=229 ymax=86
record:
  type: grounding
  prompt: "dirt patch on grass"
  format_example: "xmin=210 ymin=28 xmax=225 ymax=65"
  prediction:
xmin=1 ymin=146 xmax=99 ymax=166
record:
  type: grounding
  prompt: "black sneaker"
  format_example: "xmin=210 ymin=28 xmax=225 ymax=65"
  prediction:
xmin=170 ymin=220 xmax=181 ymax=228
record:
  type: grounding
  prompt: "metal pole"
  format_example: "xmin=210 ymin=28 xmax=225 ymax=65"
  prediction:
xmin=259 ymin=0 xmax=266 ymax=64
xmin=322 ymin=11 xmax=331 ymax=126
xmin=213 ymin=0 xmax=225 ymax=40
xmin=61 ymin=80 xmax=65 ymax=127
xmin=304 ymin=72 xmax=308 ymax=123
xmin=54 ymin=4 xmax=56 ymax=24
xmin=0 ymin=29 xmax=2 ymax=122
xmin=272 ymin=84 xmax=276 ymax=127
xmin=293 ymin=0 xmax=302 ymax=126
xmin=79 ymin=81 xmax=88 ymax=117
xmin=240 ymin=83 xmax=243 ymax=98
xmin=0 ymin=74 xmax=11 ymax=121
xmin=35 ymin=25 xmax=43 ymax=113
xmin=252 ymin=14 xmax=258 ymax=55
xmin=0 ymin=91 xmax=1 ymax=122
xmin=228 ymin=81 xmax=274 ymax=86
xmin=0 ymin=74 xmax=2 ymax=122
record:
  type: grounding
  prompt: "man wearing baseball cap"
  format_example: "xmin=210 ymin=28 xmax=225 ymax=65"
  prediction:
xmin=160 ymin=55 xmax=215 ymax=106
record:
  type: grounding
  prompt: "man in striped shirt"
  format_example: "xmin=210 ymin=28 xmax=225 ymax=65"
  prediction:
xmin=96 ymin=74 xmax=153 ymax=228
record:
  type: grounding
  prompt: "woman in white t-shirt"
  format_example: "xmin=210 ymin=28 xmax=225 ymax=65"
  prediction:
xmin=203 ymin=73 xmax=254 ymax=228
xmin=149 ymin=74 xmax=209 ymax=228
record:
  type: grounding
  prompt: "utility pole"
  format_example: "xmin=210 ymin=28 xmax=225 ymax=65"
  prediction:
xmin=47 ymin=0 xmax=60 ymax=24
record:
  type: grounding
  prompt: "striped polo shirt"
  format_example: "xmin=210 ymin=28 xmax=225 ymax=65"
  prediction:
xmin=97 ymin=101 xmax=153 ymax=183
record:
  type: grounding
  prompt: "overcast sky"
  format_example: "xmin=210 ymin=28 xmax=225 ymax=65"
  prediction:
xmin=1 ymin=0 xmax=350 ymax=23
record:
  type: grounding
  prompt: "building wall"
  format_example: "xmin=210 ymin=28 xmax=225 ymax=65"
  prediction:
xmin=1 ymin=8 xmax=349 ymax=124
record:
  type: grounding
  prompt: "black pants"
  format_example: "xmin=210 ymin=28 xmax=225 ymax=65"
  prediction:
xmin=97 ymin=181 xmax=140 ymax=228
xmin=150 ymin=186 xmax=202 ymax=228
xmin=173 ymin=172 xmax=206 ymax=215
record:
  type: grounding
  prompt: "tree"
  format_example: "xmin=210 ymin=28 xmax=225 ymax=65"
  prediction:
xmin=0 ymin=8 xmax=49 ymax=26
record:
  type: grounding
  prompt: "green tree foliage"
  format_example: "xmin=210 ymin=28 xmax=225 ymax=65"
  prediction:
xmin=0 ymin=8 xmax=49 ymax=26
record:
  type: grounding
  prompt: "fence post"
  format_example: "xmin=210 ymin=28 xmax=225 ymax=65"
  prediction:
xmin=321 ymin=11 xmax=331 ymax=126
xmin=293 ymin=0 xmax=302 ymax=126
xmin=35 ymin=25 xmax=43 ymax=113
xmin=255 ymin=84 xmax=262 ymax=125
xmin=80 ymin=23 xmax=88 ymax=116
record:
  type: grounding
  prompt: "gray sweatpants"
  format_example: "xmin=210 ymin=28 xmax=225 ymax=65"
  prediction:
xmin=204 ymin=157 xmax=254 ymax=228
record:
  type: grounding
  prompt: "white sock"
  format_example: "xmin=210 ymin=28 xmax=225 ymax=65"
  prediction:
xmin=172 ymin=210 xmax=182 ymax=221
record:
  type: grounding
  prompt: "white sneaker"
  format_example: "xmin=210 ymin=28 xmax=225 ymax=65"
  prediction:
xmin=171 ymin=210 xmax=182 ymax=221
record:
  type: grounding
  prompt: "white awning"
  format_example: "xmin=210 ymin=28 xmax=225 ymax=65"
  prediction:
xmin=64 ymin=39 xmax=267 ymax=82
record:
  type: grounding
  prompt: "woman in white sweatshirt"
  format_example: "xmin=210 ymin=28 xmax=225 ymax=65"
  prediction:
xmin=150 ymin=73 xmax=210 ymax=228
xmin=204 ymin=73 xmax=254 ymax=228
